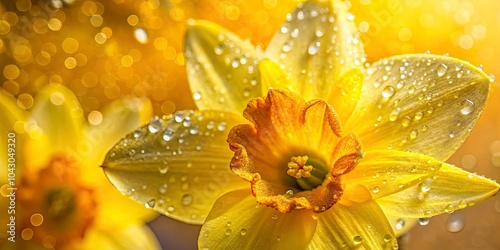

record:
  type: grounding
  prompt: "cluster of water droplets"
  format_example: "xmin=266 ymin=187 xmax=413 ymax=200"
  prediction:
xmin=185 ymin=23 xmax=262 ymax=110
xmin=360 ymin=54 xmax=489 ymax=156
xmin=267 ymin=1 xmax=365 ymax=97
xmin=104 ymin=110 xmax=237 ymax=224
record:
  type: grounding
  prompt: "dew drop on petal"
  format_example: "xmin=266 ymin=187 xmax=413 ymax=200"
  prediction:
xmin=182 ymin=194 xmax=193 ymax=206
xmin=214 ymin=44 xmax=224 ymax=55
xmin=489 ymin=74 xmax=495 ymax=82
xmin=395 ymin=219 xmax=405 ymax=230
xmin=353 ymin=235 xmax=363 ymax=245
xmin=307 ymin=41 xmax=321 ymax=55
xmin=389 ymin=107 xmax=402 ymax=121
xmin=418 ymin=217 xmax=430 ymax=226
xmin=163 ymin=128 xmax=175 ymax=141
xmin=372 ymin=186 xmax=380 ymax=194
xmin=148 ymin=117 xmax=162 ymax=133
xmin=158 ymin=184 xmax=168 ymax=194
xmin=382 ymin=85 xmax=396 ymax=98
xmin=225 ymin=229 xmax=232 ymax=236
xmin=271 ymin=213 xmax=279 ymax=220
xmin=419 ymin=178 xmax=432 ymax=193
xmin=193 ymin=91 xmax=202 ymax=101
xmin=240 ymin=229 xmax=247 ymax=236
xmin=436 ymin=64 xmax=448 ymax=77
xmin=459 ymin=99 xmax=475 ymax=115
xmin=217 ymin=122 xmax=227 ymax=131
xmin=446 ymin=214 xmax=465 ymax=233
xmin=383 ymin=234 xmax=392 ymax=243
xmin=145 ymin=199 xmax=156 ymax=208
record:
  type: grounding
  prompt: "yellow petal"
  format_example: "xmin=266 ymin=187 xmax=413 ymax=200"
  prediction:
xmin=264 ymin=0 xmax=364 ymax=101
xmin=377 ymin=163 xmax=500 ymax=218
xmin=327 ymin=68 xmax=363 ymax=123
xmin=258 ymin=58 xmax=291 ymax=96
xmin=79 ymin=223 xmax=161 ymax=250
xmin=342 ymin=150 xmax=442 ymax=201
xmin=199 ymin=189 xmax=317 ymax=250
xmin=102 ymin=110 xmax=248 ymax=225
xmin=28 ymin=85 xmax=85 ymax=157
xmin=0 ymin=91 xmax=27 ymax=177
xmin=307 ymin=201 xmax=397 ymax=249
xmin=385 ymin=216 xmax=418 ymax=237
xmin=345 ymin=54 xmax=491 ymax=161
xmin=185 ymin=20 xmax=262 ymax=112
xmin=82 ymin=97 xmax=153 ymax=175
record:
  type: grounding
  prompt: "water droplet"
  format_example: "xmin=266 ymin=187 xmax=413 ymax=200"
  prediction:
xmin=419 ymin=178 xmax=432 ymax=192
xmin=401 ymin=116 xmax=412 ymax=128
xmin=225 ymin=229 xmax=232 ymax=236
xmin=217 ymin=122 xmax=227 ymax=131
xmin=445 ymin=204 xmax=455 ymax=213
xmin=372 ymin=186 xmax=380 ymax=194
xmin=226 ymin=221 xmax=232 ymax=227
xmin=286 ymin=190 xmax=294 ymax=195
xmin=182 ymin=194 xmax=193 ymax=206
xmin=190 ymin=125 xmax=200 ymax=135
xmin=158 ymin=184 xmax=168 ymax=194
xmin=418 ymin=217 xmax=430 ymax=226
xmin=459 ymin=99 xmax=475 ymax=115
xmin=193 ymin=91 xmax=202 ymax=101
xmin=489 ymin=74 xmax=495 ymax=82
xmin=353 ymin=235 xmax=363 ymax=245
xmin=280 ymin=23 xmax=290 ymax=33
xmin=307 ymin=41 xmax=321 ymax=55
xmin=395 ymin=219 xmax=405 ymax=230
xmin=145 ymin=199 xmax=156 ymax=209
xmin=163 ymin=128 xmax=175 ymax=141
xmin=446 ymin=214 xmax=464 ymax=232
xmin=389 ymin=107 xmax=402 ymax=121
xmin=240 ymin=229 xmax=247 ymax=236
xmin=383 ymin=234 xmax=392 ymax=243
xmin=148 ymin=117 xmax=162 ymax=133
xmin=271 ymin=213 xmax=279 ymax=220
xmin=214 ymin=44 xmax=224 ymax=55
xmin=133 ymin=129 xmax=144 ymax=139
xmin=437 ymin=64 xmax=448 ymax=77
xmin=409 ymin=129 xmax=418 ymax=139
xmin=282 ymin=41 xmax=294 ymax=52
xmin=449 ymin=131 xmax=456 ymax=138
xmin=382 ymin=85 xmax=395 ymax=98
xmin=158 ymin=165 xmax=169 ymax=174
xmin=276 ymin=235 xmax=281 ymax=241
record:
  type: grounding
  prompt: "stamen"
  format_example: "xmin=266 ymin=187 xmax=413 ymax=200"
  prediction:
xmin=287 ymin=155 xmax=313 ymax=179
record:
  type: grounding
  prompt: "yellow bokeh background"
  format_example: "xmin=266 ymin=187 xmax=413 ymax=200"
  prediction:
xmin=1 ymin=0 xmax=499 ymax=249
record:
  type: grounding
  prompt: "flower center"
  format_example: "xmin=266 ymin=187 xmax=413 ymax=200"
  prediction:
xmin=287 ymin=155 xmax=329 ymax=190
xmin=18 ymin=155 xmax=97 ymax=249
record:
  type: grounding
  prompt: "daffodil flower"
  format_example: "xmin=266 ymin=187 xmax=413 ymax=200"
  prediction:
xmin=102 ymin=0 xmax=499 ymax=248
xmin=0 ymin=85 xmax=160 ymax=249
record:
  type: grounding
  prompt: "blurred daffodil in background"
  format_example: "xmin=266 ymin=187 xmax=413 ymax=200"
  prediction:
xmin=0 ymin=85 xmax=160 ymax=249
xmin=101 ymin=0 xmax=499 ymax=248
xmin=2 ymin=0 xmax=500 ymax=249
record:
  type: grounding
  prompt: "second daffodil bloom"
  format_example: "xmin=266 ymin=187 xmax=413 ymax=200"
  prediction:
xmin=0 ymin=85 xmax=160 ymax=249
xmin=102 ymin=0 xmax=499 ymax=248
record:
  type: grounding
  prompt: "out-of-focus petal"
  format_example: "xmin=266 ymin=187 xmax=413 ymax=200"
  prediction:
xmin=258 ymin=58 xmax=290 ymax=96
xmin=0 ymin=91 xmax=27 ymax=176
xmin=79 ymin=223 xmax=161 ymax=250
xmin=307 ymin=200 xmax=397 ymax=249
xmin=102 ymin=110 xmax=248 ymax=225
xmin=27 ymin=85 xmax=85 ymax=164
xmin=342 ymin=150 xmax=441 ymax=201
xmin=377 ymin=163 xmax=500 ymax=218
xmin=185 ymin=20 xmax=262 ymax=112
xmin=265 ymin=0 xmax=364 ymax=101
xmin=199 ymin=189 xmax=317 ymax=250
xmin=81 ymin=97 xmax=153 ymax=180
xmin=345 ymin=54 xmax=490 ymax=161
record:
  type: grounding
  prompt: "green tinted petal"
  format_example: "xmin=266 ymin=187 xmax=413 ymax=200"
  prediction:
xmin=265 ymin=0 xmax=364 ymax=101
xmin=185 ymin=20 xmax=262 ymax=112
xmin=29 ymin=85 xmax=85 ymax=154
xmin=102 ymin=110 xmax=248 ymax=225
xmin=377 ymin=163 xmax=499 ymax=218
xmin=199 ymin=189 xmax=317 ymax=250
xmin=345 ymin=54 xmax=490 ymax=161
xmin=307 ymin=201 xmax=397 ymax=249
xmin=342 ymin=150 xmax=441 ymax=201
